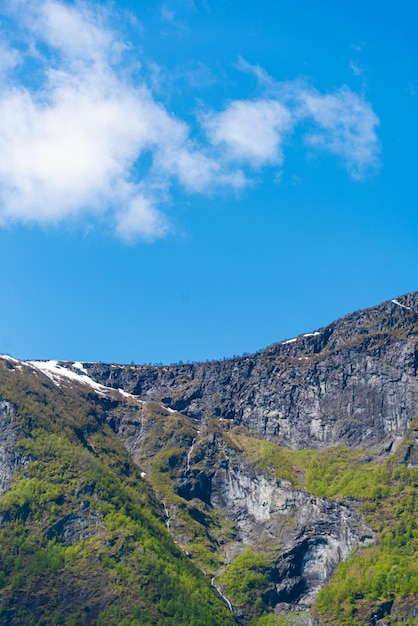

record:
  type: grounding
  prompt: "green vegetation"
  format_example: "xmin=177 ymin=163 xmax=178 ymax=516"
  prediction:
xmin=0 ymin=362 xmax=235 ymax=625
xmin=295 ymin=446 xmax=392 ymax=500
xmin=133 ymin=408 xmax=237 ymax=574
xmin=147 ymin=444 xmax=230 ymax=573
xmin=227 ymin=432 xmax=302 ymax=488
xmin=253 ymin=614 xmax=310 ymax=626
xmin=1 ymin=358 xmax=418 ymax=624
xmin=217 ymin=547 xmax=275 ymax=622
xmin=312 ymin=462 xmax=418 ymax=624
xmin=222 ymin=424 xmax=418 ymax=625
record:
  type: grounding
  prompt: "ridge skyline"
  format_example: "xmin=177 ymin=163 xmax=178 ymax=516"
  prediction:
xmin=6 ymin=290 xmax=417 ymax=368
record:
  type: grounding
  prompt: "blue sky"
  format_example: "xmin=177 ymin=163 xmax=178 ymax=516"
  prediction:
xmin=0 ymin=0 xmax=417 ymax=364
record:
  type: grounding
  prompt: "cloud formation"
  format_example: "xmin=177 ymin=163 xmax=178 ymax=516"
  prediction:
xmin=204 ymin=99 xmax=293 ymax=168
xmin=0 ymin=0 xmax=237 ymax=241
xmin=0 ymin=0 xmax=381 ymax=242
xmin=299 ymin=87 xmax=380 ymax=179
xmin=204 ymin=77 xmax=380 ymax=180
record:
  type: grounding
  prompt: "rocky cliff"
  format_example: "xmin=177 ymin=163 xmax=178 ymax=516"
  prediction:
xmin=83 ymin=293 xmax=418 ymax=624
xmin=86 ymin=293 xmax=418 ymax=450
xmin=0 ymin=398 xmax=27 ymax=495
xmin=0 ymin=293 xmax=417 ymax=625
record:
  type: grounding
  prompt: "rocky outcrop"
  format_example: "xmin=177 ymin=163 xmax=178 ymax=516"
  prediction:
xmin=104 ymin=394 xmax=374 ymax=612
xmin=79 ymin=294 xmax=418 ymax=618
xmin=178 ymin=435 xmax=374 ymax=610
xmin=85 ymin=293 xmax=418 ymax=450
xmin=0 ymin=399 xmax=27 ymax=495
xmin=215 ymin=466 xmax=372 ymax=607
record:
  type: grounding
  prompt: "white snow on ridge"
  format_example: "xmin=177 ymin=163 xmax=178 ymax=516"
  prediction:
xmin=282 ymin=330 xmax=320 ymax=345
xmin=28 ymin=360 xmax=108 ymax=394
xmin=0 ymin=354 xmax=20 ymax=363
xmin=1 ymin=356 xmax=177 ymax=416
xmin=117 ymin=388 xmax=143 ymax=403
xmin=72 ymin=361 xmax=88 ymax=374
xmin=391 ymin=299 xmax=412 ymax=311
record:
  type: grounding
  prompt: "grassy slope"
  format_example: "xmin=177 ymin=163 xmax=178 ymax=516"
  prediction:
xmin=1 ymin=356 xmax=417 ymax=625
xmin=0 ymin=361 xmax=235 ymax=626
xmin=131 ymin=409 xmax=239 ymax=575
xmin=118 ymin=408 xmax=418 ymax=626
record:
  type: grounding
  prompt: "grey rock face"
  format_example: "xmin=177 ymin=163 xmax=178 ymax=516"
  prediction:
xmin=214 ymin=463 xmax=371 ymax=606
xmin=181 ymin=435 xmax=374 ymax=610
xmin=85 ymin=293 xmax=418 ymax=450
xmin=46 ymin=510 xmax=105 ymax=545
xmin=0 ymin=399 xmax=26 ymax=495
xmin=104 ymin=393 xmax=374 ymax=612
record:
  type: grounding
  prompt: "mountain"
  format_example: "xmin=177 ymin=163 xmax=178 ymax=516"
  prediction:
xmin=0 ymin=293 xmax=417 ymax=625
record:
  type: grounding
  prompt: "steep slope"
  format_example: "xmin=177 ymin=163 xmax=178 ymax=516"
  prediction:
xmin=0 ymin=358 xmax=236 ymax=625
xmin=0 ymin=293 xmax=417 ymax=625
xmin=82 ymin=292 xmax=418 ymax=624
xmin=85 ymin=293 xmax=418 ymax=450
xmin=104 ymin=399 xmax=417 ymax=624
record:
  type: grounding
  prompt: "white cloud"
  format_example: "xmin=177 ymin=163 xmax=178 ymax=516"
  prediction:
xmin=0 ymin=0 xmax=243 ymax=240
xmin=349 ymin=60 xmax=364 ymax=77
xmin=0 ymin=78 xmax=145 ymax=223
xmin=161 ymin=5 xmax=176 ymax=23
xmin=0 ymin=2 xmax=381 ymax=242
xmin=299 ymin=87 xmax=380 ymax=178
xmin=0 ymin=40 xmax=21 ymax=77
xmin=235 ymin=56 xmax=274 ymax=87
xmin=115 ymin=191 xmax=168 ymax=243
xmin=39 ymin=1 xmax=117 ymax=64
xmin=204 ymin=99 xmax=294 ymax=167
xmin=203 ymin=66 xmax=380 ymax=179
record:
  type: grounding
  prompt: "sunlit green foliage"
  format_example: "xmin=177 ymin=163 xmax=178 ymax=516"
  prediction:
xmin=221 ymin=423 xmax=418 ymax=624
xmin=313 ymin=473 xmax=418 ymax=624
xmin=227 ymin=432 xmax=302 ymax=487
xmin=253 ymin=614 xmax=310 ymax=625
xmin=217 ymin=548 xmax=275 ymax=621
xmin=0 ymin=362 xmax=235 ymax=625
xmin=148 ymin=445 xmax=228 ymax=572
xmin=295 ymin=447 xmax=392 ymax=500
xmin=134 ymin=410 xmax=237 ymax=574
xmin=1 ymin=359 xmax=418 ymax=624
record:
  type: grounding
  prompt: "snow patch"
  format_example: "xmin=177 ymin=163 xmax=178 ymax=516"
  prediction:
xmin=72 ymin=361 xmax=88 ymax=374
xmin=117 ymin=388 xmax=143 ymax=403
xmin=28 ymin=360 xmax=107 ymax=394
xmin=282 ymin=331 xmax=320 ymax=344
xmin=0 ymin=354 xmax=20 ymax=363
xmin=2 ymin=357 xmax=170 ymax=423
xmin=391 ymin=299 xmax=412 ymax=311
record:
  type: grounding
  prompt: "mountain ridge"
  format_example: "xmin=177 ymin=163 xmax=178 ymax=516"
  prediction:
xmin=83 ymin=292 xmax=418 ymax=450
xmin=0 ymin=292 xmax=417 ymax=624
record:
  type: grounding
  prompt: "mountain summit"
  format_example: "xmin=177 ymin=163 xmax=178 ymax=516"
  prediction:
xmin=86 ymin=292 xmax=418 ymax=449
xmin=0 ymin=293 xmax=417 ymax=625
